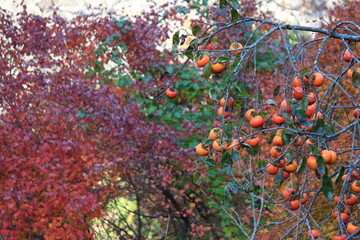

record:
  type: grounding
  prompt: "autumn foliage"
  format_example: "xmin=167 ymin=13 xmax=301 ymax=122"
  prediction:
xmin=1 ymin=0 xmax=360 ymax=239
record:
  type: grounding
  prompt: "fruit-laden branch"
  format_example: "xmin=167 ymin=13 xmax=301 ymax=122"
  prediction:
xmin=206 ymin=18 xmax=360 ymax=42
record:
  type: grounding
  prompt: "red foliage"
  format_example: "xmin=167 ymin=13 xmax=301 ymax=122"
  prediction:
xmin=0 ymin=7 xmax=117 ymax=239
xmin=0 ymin=6 xmax=216 ymax=239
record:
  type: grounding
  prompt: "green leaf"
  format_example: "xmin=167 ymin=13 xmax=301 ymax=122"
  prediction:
xmin=256 ymin=87 xmax=263 ymax=105
xmin=235 ymin=85 xmax=250 ymax=98
xmin=193 ymin=171 xmax=201 ymax=185
xmin=244 ymin=145 xmax=260 ymax=156
xmin=203 ymin=63 xmax=212 ymax=80
xmin=257 ymin=159 xmax=266 ymax=168
xmin=335 ymin=166 xmax=345 ymax=184
xmin=221 ymin=151 xmax=233 ymax=173
xmin=172 ymin=30 xmax=180 ymax=47
xmin=192 ymin=25 xmax=201 ymax=36
xmin=312 ymin=118 xmax=334 ymax=137
xmin=267 ymin=132 xmax=276 ymax=144
xmin=281 ymin=113 xmax=296 ymax=129
xmin=227 ymin=182 xmax=238 ymax=193
xmin=281 ymin=132 xmax=292 ymax=145
xmin=290 ymin=100 xmax=308 ymax=125
xmin=229 ymin=0 xmax=241 ymax=9
xmin=309 ymin=144 xmax=320 ymax=155
xmin=220 ymin=0 xmax=228 ymax=9
xmin=231 ymin=148 xmax=240 ymax=162
xmin=316 ymin=155 xmax=326 ymax=176
xmin=257 ymin=111 xmax=270 ymax=119
xmin=274 ymin=170 xmax=284 ymax=184
xmin=352 ymin=70 xmax=360 ymax=88
xmin=322 ymin=170 xmax=334 ymax=200
xmin=184 ymin=50 xmax=194 ymax=60
xmin=265 ymin=99 xmax=277 ymax=106
xmin=230 ymin=9 xmax=239 ymax=23
xmin=273 ymin=85 xmax=280 ymax=97
xmin=297 ymin=156 xmax=307 ymax=174
xmin=217 ymin=57 xmax=230 ymax=63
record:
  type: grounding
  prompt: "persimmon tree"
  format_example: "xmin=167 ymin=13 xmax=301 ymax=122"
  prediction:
xmin=160 ymin=1 xmax=360 ymax=239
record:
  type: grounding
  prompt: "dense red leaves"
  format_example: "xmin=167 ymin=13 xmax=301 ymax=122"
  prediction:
xmin=0 ymin=7 xmax=116 ymax=239
xmin=0 ymin=6 xmax=213 ymax=239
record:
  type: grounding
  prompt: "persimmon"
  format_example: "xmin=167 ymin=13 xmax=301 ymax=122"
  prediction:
xmin=266 ymin=164 xmax=279 ymax=175
xmin=334 ymin=196 xmax=340 ymax=204
xmin=282 ymin=188 xmax=295 ymax=201
xmin=332 ymin=209 xmax=339 ymax=219
xmin=308 ymin=92 xmax=316 ymax=105
xmin=305 ymin=139 xmax=314 ymax=145
xmin=277 ymin=159 xmax=286 ymax=168
xmin=347 ymin=68 xmax=360 ymax=78
xmin=198 ymin=43 xmax=212 ymax=50
xmin=247 ymin=137 xmax=260 ymax=147
xmin=311 ymin=111 xmax=323 ymax=120
xmin=275 ymin=129 xmax=283 ymax=136
xmin=347 ymin=222 xmax=360 ymax=234
xmin=322 ymin=150 xmax=333 ymax=164
xmin=293 ymin=77 xmax=302 ymax=87
xmin=307 ymin=230 xmax=319 ymax=239
xmin=312 ymin=72 xmax=324 ymax=87
xmin=353 ymin=108 xmax=360 ymax=118
xmin=209 ymin=128 xmax=223 ymax=141
xmin=229 ymin=42 xmax=243 ymax=54
xmin=218 ymin=107 xmax=230 ymax=118
xmin=283 ymin=171 xmax=290 ymax=179
xmin=337 ymin=213 xmax=350 ymax=223
xmin=289 ymin=200 xmax=300 ymax=210
xmin=195 ymin=143 xmax=210 ymax=156
xmin=351 ymin=180 xmax=360 ymax=193
xmin=212 ymin=153 xmax=218 ymax=163
xmin=344 ymin=206 xmax=353 ymax=215
xmin=220 ymin=97 xmax=234 ymax=107
xmin=196 ymin=55 xmax=210 ymax=67
xmin=307 ymin=156 xmax=317 ymax=170
xmin=329 ymin=150 xmax=337 ymax=165
xmin=301 ymin=193 xmax=309 ymax=204
xmin=303 ymin=75 xmax=310 ymax=83
xmin=280 ymin=100 xmax=292 ymax=113
xmin=344 ymin=194 xmax=358 ymax=205
xmin=333 ymin=235 xmax=347 ymax=240
xmin=250 ymin=115 xmax=265 ymax=128
xmin=272 ymin=135 xmax=284 ymax=146
xmin=165 ymin=88 xmax=177 ymax=99
xmin=342 ymin=174 xmax=348 ymax=181
xmin=292 ymin=86 xmax=304 ymax=100
xmin=352 ymin=170 xmax=360 ymax=180
xmin=228 ymin=138 xmax=241 ymax=150
xmin=270 ymin=146 xmax=282 ymax=158
xmin=344 ymin=49 xmax=352 ymax=62
xmin=306 ymin=104 xmax=316 ymax=117
xmin=213 ymin=139 xmax=228 ymax=152
xmin=284 ymin=162 xmax=298 ymax=173
xmin=245 ymin=109 xmax=256 ymax=121
xmin=271 ymin=114 xmax=285 ymax=125
xmin=211 ymin=62 xmax=226 ymax=73
xmin=295 ymin=138 xmax=302 ymax=146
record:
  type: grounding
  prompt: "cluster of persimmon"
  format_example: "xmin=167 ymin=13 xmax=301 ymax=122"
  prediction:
xmin=282 ymin=188 xmax=309 ymax=211
xmin=196 ymin=42 xmax=243 ymax=74
xmin=331 ymin=194 xmax=360 ymax=236
xmin=165 ymin=42 xmax=242 ymax=99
